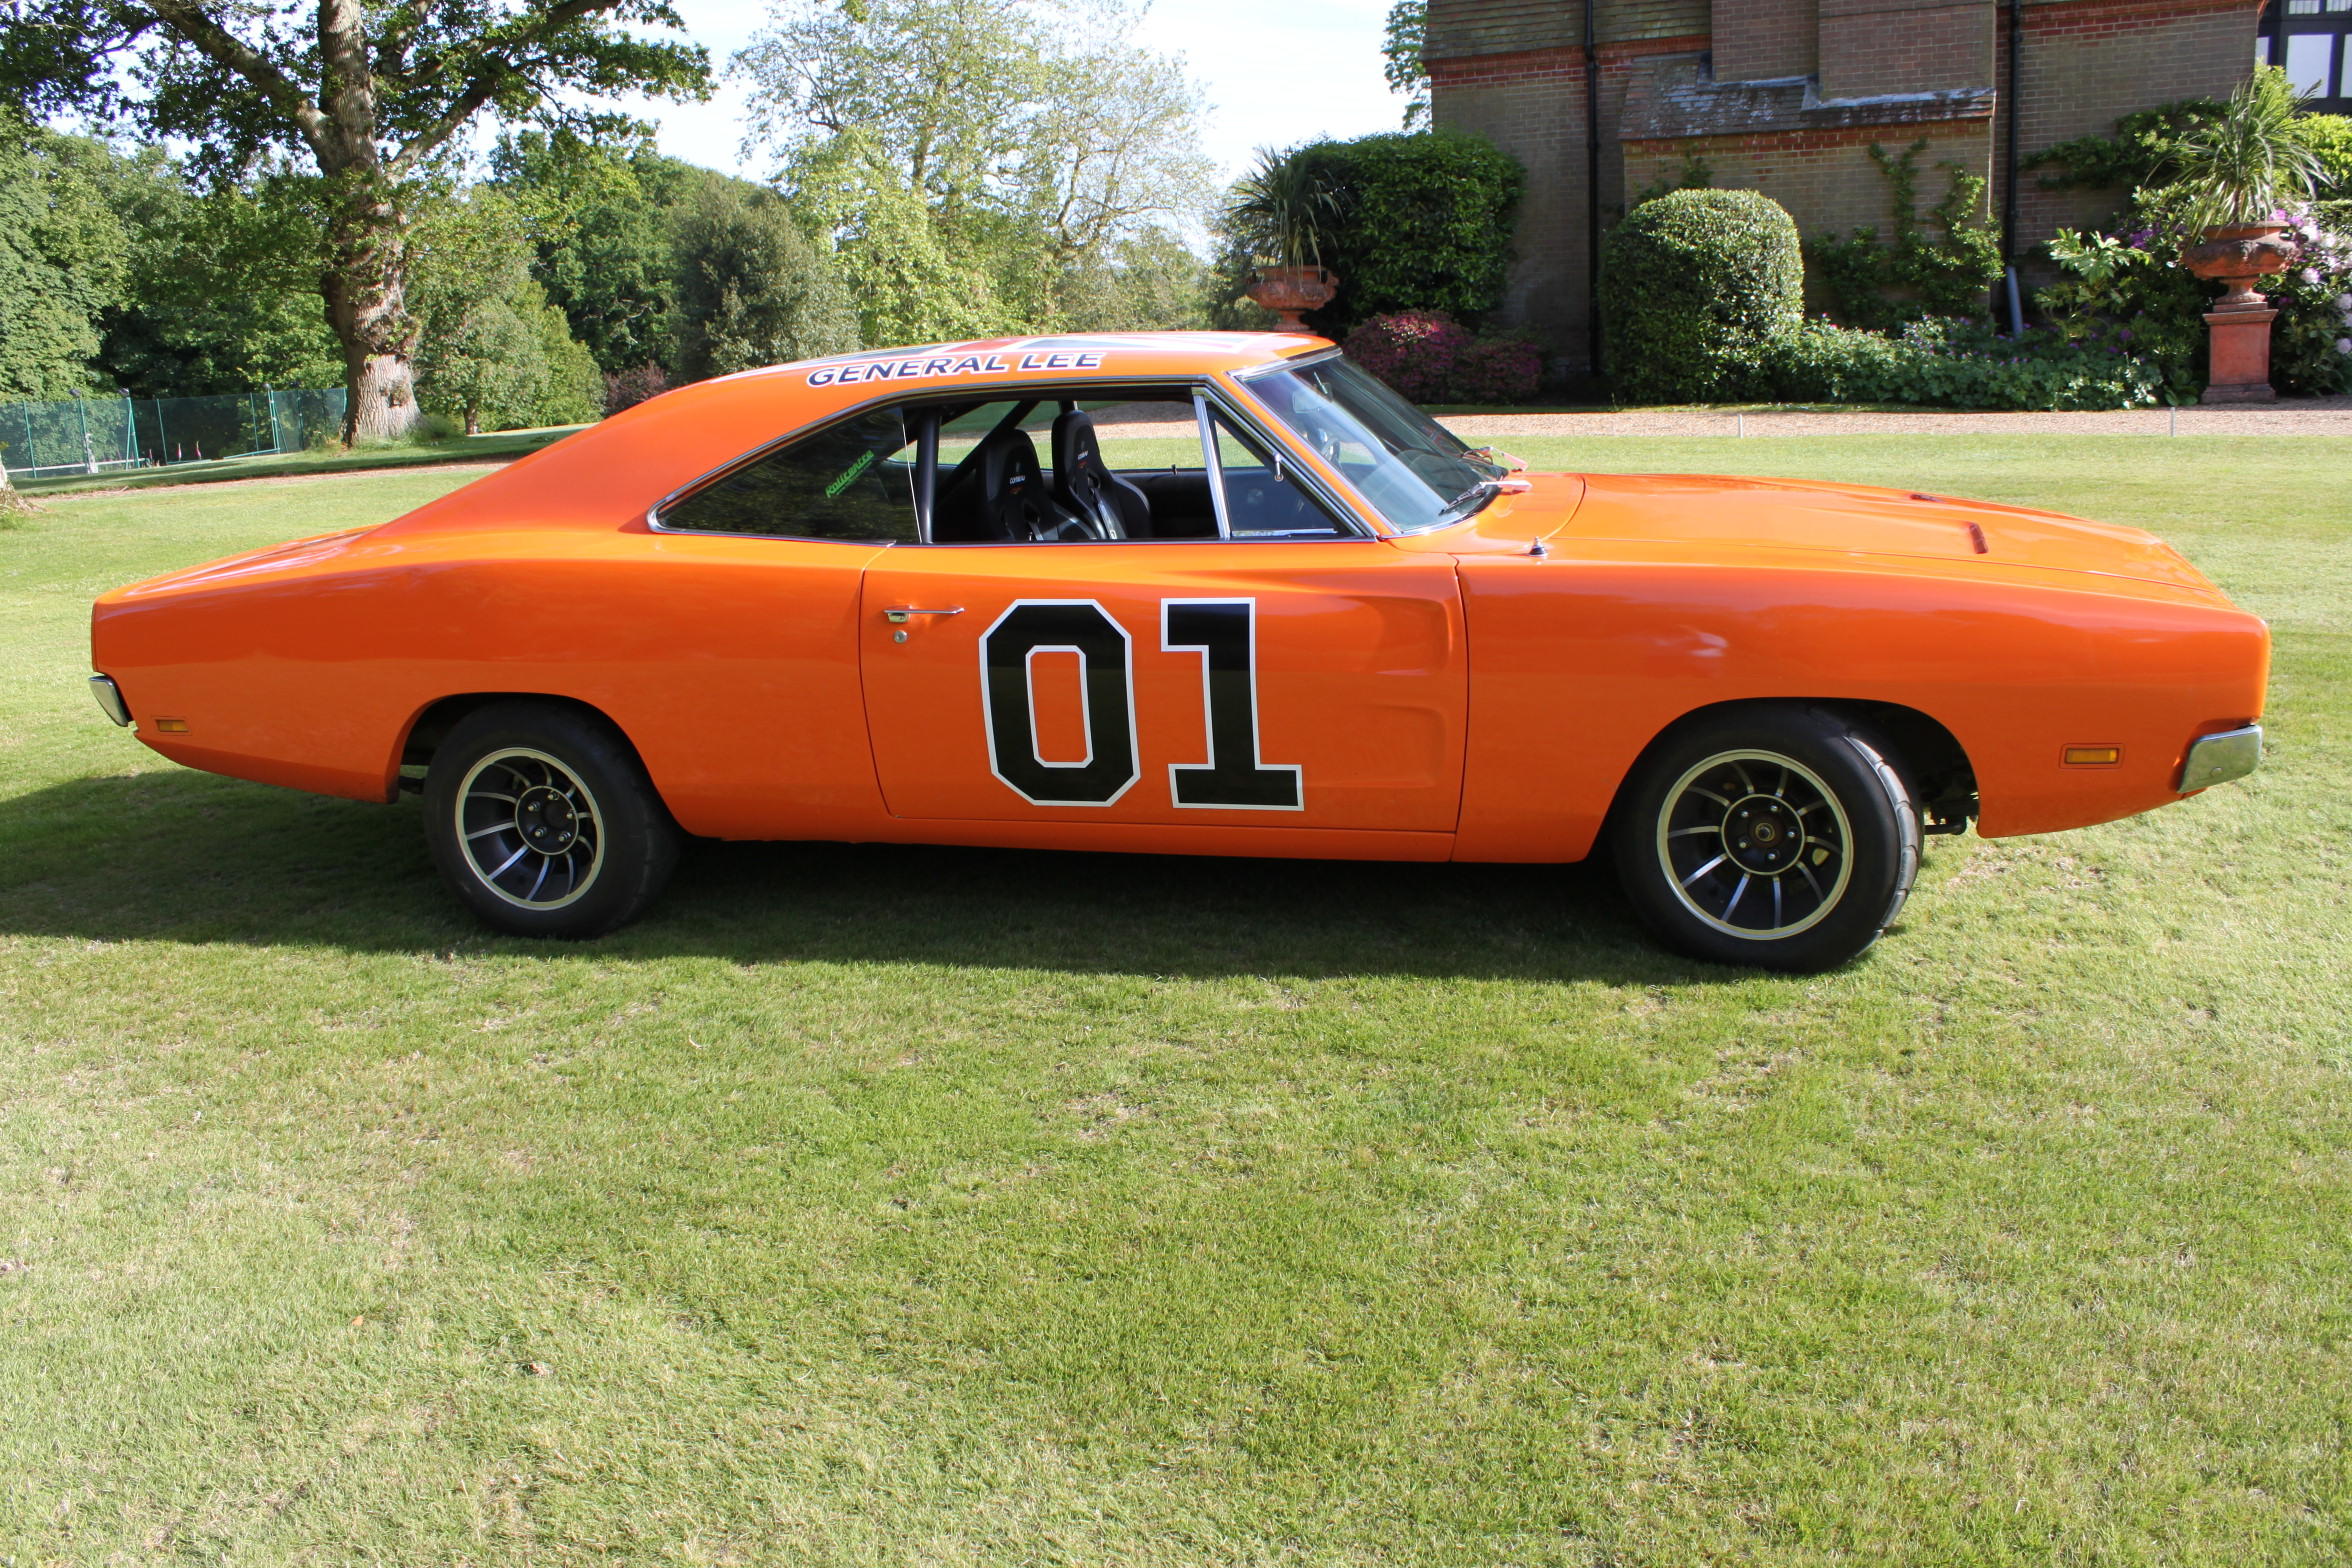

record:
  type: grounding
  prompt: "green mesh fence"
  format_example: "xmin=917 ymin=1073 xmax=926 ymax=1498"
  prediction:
xmin=0 ymin=389 xmax=348 ymax=481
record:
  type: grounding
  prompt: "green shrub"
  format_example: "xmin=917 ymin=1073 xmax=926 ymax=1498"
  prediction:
xmin=1762 ymin=316 xmax=2169 ymax=409
xmin=1599 ymin=188 xmax=1802 ymax=402
xmin=2300 ymin=114 xmax=2352 ymax=200
xmin=1285 ymin=131 xmax=1523 ymax=333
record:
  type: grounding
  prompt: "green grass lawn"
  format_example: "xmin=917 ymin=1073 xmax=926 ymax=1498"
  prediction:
xmin=3 ymin=437 xmax=2347 ymax=1565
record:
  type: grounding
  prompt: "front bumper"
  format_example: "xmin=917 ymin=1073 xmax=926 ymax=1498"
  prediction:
xmin=89 ymin=673 xmax=131 ymax=727
xmin=2179 ymin=724 xmax=2262 ymax=793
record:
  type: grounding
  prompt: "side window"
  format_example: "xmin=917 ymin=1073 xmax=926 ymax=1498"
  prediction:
xmin=660 ymin=408 xmax=916 ymax=541
xmin=1208 ymin=410 xmax=1353 ymax=538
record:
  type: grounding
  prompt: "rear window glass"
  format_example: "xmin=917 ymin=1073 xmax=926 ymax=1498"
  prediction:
xmin=660 ymin=408 xmax=916 ymax=541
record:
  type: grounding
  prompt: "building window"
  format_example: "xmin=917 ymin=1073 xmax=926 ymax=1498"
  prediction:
xmin=2275 ymin=3 xmax=2352 ymax=110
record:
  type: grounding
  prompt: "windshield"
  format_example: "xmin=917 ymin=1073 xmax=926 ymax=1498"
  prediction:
xmin=1244 ymin=356 xmax=1503 ymax=534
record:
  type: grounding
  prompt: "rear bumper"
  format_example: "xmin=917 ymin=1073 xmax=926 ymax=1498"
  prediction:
xmin=2179 ymin=724 xmax=2261 ymax=793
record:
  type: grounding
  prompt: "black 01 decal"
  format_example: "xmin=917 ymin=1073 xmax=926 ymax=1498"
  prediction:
xmin=1162 ymin=599 xmax=1304 ymax=810
xmin=980 ymin=601 xmax=1139 ymax=806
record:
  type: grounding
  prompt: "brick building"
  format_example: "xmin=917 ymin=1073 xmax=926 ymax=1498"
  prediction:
xmin=1426 ymin=0 xmax=2309 ymax=367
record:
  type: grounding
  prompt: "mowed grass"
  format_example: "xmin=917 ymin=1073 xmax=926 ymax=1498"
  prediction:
xmin=2 ymin=438 xmax=2347 ymax=1566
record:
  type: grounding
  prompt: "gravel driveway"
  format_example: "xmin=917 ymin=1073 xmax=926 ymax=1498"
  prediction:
xmin=1439 ymin=396 xmax=2352 ymax=439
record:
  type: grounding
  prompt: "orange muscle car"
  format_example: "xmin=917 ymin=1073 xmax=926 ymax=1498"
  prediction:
xmin=88 ymin=333 xmax=2268 ymax=969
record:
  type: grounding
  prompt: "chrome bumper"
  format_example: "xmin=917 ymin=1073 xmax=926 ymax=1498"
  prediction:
xmin=2179 ymin=723 xmax=2261 ymax=793
xmin=89 ymin=674 xmax=131 ymax=727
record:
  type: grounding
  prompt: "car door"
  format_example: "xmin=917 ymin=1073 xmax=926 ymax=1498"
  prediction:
xmin=858 ymin=394 xmax=1466 ymax=834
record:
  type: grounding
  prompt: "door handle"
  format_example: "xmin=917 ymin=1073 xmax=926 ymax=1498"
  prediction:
xmin=884 ymin=606 xmax=965 ymax=624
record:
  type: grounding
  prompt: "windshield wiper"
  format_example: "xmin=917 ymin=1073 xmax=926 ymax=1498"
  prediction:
xmin=1435 ymin=476 xmax=1502 ymax=525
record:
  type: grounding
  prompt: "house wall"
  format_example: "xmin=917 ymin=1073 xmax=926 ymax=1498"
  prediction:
xmin=1426 ymin=0 xmax=2265 ymax=365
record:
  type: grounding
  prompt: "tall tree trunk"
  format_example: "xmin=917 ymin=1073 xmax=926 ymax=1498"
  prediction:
xmin=0 ymin=461 xmax=33 ymax=517
xmin=322 ymin=177 xmax=420 ymax=444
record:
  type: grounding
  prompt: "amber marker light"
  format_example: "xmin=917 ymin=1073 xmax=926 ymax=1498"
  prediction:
xmin=153 ymin=718 xmax=190 ymax=734
xmin=2063 ymin=746 xmax=2121 ymax=766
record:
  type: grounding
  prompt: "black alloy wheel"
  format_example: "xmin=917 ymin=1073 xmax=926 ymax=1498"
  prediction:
xmin=1612 ymin=705 xmax=1921 ymax=972
xmin=422 ymin=702 xmax=680 ymax=938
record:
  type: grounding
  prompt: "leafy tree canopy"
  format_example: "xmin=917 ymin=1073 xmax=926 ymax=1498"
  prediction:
xmin=0 ymin=0 xmax=711 ymax=439
xmin=670 ymin=182 xmax=860 ymax=380
xmin=490 ymin=130 xmax=750 ymax=375
xmin=0 ymin=110 xmax=130 ymax=401
xmin=737 ymin=0 xmax=1213 ymax=341
xmin=1383 ymin=2 xmax=1428 ymax=129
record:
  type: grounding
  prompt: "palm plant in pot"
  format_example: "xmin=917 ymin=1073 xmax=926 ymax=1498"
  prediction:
xmin=2175 ymin=68 xmax=2325 ymax=310
xmin=1226 ymin=147 xmax=1343 ymax=331
xmin=2171 ymin=67 xmax=2329 ymax=400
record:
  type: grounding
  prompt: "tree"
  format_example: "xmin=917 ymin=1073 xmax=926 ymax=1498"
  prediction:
xmin=491 ymin=129 xmax=742 ymax=375
xmin=0 ymin=1 xmax=709 ymax=442
xmin=410 ymin=188 xmax=602 ymax=433
xmin=738 ymin=0 xmax=1213 ymax=339
xmin=1057 ymin=227 xmax=1215 ymax=332
xmin=1384 ymin=1 xmax=1429 ymax=130
xmin=92 ymin=155 xmax=343 ymax=397
xmin=0 ymin=108 xmax=128 ymax=402
xmin=670 ymin=184 xmax=859 ymax=380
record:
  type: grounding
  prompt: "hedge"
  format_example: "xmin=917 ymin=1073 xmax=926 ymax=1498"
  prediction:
xmin=1292 ymin=131 xmax=1524 ymax=334
xmin=1598 ymin=189 xmax=1802 ymax=402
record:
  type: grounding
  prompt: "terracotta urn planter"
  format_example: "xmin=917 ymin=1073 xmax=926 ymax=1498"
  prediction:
xmin=1245 ymin=265 xmax=1338 ymax=332
xmin=2181 ymin=221 xmax=2294 ymax=403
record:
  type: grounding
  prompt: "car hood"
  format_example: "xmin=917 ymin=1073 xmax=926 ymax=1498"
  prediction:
xmin=1554 ymin=471 xmax=2219 ymax=593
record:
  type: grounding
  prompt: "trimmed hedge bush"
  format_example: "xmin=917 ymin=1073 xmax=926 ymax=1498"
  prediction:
xmin=1290 ymin=131 xmax=1524 ymax=334
xmin=1599 ymin=189 xmax=1802 ymax=402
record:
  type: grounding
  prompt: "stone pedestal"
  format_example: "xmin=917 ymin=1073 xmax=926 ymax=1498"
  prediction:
xmin=2202 ymin=306 xmax=2278 ymax=404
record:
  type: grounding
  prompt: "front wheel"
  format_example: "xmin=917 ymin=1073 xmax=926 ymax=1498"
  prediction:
xmin=422 ymin=702 xmax=680 ymax=938
xmin=1611 ymin=706 xmax=1921 ymax=972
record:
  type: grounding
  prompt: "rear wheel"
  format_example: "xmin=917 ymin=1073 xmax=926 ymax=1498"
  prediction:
xmin=1611 ymin=706 xmax=1920 ymax=972
xmin=422 ymin=702 xmax=679 ymax=938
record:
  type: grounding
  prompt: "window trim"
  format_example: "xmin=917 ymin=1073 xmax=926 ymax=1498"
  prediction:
xmin=645 ymin=373 xmax=1379 ymax=547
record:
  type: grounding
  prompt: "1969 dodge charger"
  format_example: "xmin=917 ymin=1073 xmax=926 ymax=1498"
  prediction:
xmin=88 ymin=333 xmax=2268 ymax=970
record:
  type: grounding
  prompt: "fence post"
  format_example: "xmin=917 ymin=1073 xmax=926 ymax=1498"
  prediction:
xmin=78 ymin=396 xmax=96 ymax=475
xmin=266 ymin=387 xmax=286 ymax=454
xmin=122 ymin=391 xmax=139 ymax=467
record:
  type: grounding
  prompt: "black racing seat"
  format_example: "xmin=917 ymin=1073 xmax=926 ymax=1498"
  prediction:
xmin=1051 ymin=410 xmax=1153 ymax=540
xmin=934 ymin=426 xmax=1088 ymax=542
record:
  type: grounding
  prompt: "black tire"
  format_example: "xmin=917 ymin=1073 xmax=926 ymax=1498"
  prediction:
xmin=421 ymin=701 xmax=679 ymax=938
xmin=1610 ymin=705 xmax=1921 ymax=972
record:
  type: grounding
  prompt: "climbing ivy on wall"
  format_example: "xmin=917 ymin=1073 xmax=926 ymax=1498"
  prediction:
xmin=1807 ymin=139 xmax=2004 ymax=330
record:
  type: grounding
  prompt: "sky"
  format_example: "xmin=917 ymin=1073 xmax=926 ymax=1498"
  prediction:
xmin=634 ymin=0 xmax=1407 ymax=186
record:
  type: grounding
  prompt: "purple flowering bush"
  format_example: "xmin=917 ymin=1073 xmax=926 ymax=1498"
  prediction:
xmin=1343 ymin=311 xmax=1547 ymax=404
xmin=1341 ymin=312 xmax=1471 ymax=402
xmin=2268 ymin=204 xmax=2352 ymax=395
xmin=1447 ymin=335 xmax=1545 ymax=403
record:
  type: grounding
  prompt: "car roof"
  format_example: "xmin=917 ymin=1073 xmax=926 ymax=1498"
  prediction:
xmin=375 ymin=332 xmax=1339 ymax=540
xmin=718 ymin=331 xmax=1334 ymax=393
